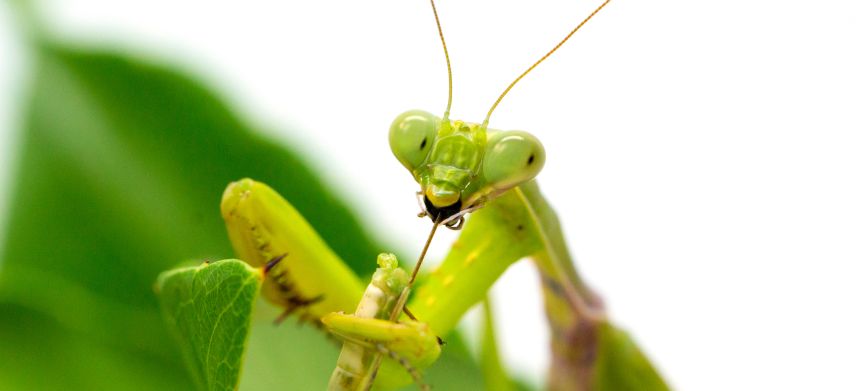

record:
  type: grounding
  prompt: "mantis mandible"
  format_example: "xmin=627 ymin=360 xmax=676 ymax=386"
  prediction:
xmin=222 ymin=0 xmax=666 ymax=390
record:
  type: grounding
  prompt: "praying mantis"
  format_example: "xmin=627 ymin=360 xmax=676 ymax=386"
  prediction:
xmin=221 ymin=0 xmax=667 ymax=390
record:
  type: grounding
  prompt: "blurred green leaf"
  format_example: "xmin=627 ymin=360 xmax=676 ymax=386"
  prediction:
xmin=156 ymin=260 xmax=261 ymax=391
xmin=0 ymin=43 xmax=482 ymax=390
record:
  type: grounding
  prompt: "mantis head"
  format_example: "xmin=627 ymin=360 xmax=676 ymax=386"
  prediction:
xmin=389 ymin=109 xmax=545 ymax=224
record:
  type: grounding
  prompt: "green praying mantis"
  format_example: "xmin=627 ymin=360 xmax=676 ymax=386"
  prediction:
xmin=221 ymin=0 xmax=667 ymax=390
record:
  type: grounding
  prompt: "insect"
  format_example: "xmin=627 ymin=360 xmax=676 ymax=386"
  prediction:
xmin=371 ymin=0 xmax=611 ymax=384
xmin=221 ymin=0 xmax=667 ymax=390
xmin=381 ymin=0 xmax=610 ymax=336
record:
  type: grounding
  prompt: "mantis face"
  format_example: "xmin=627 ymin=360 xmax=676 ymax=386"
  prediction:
xmin=389 ymin=109 xmax=546 ymax=224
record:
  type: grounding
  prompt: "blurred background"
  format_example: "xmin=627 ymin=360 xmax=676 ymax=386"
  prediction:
xmin=1 ymin=0 xmax=863 ymax=389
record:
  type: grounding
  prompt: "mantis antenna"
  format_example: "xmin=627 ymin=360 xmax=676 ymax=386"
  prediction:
xmin=430 ymin=0 xmax=453 ymax=123
xmin=481 ymin=0 xmax=612 ymax=129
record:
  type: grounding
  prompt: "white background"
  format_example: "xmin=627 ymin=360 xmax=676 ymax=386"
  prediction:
xmin=1 ymin=1 xmax=863 ymax=389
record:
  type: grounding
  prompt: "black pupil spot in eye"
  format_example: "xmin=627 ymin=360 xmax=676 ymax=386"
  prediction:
xmin=527 ymin=154 xmax=535 ymax=165
xmin=420 ymin=138 xmax=428 ymax=149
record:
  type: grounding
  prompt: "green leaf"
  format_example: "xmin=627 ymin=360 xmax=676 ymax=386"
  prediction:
xmin=156 ymin=260 xmax=262 ymax=391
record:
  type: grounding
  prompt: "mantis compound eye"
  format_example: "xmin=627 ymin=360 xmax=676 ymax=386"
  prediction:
xmin=482 ymin=130 xmax=546 ymax=191
xmin=389 ymin=110 xmax=439 ymax=173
